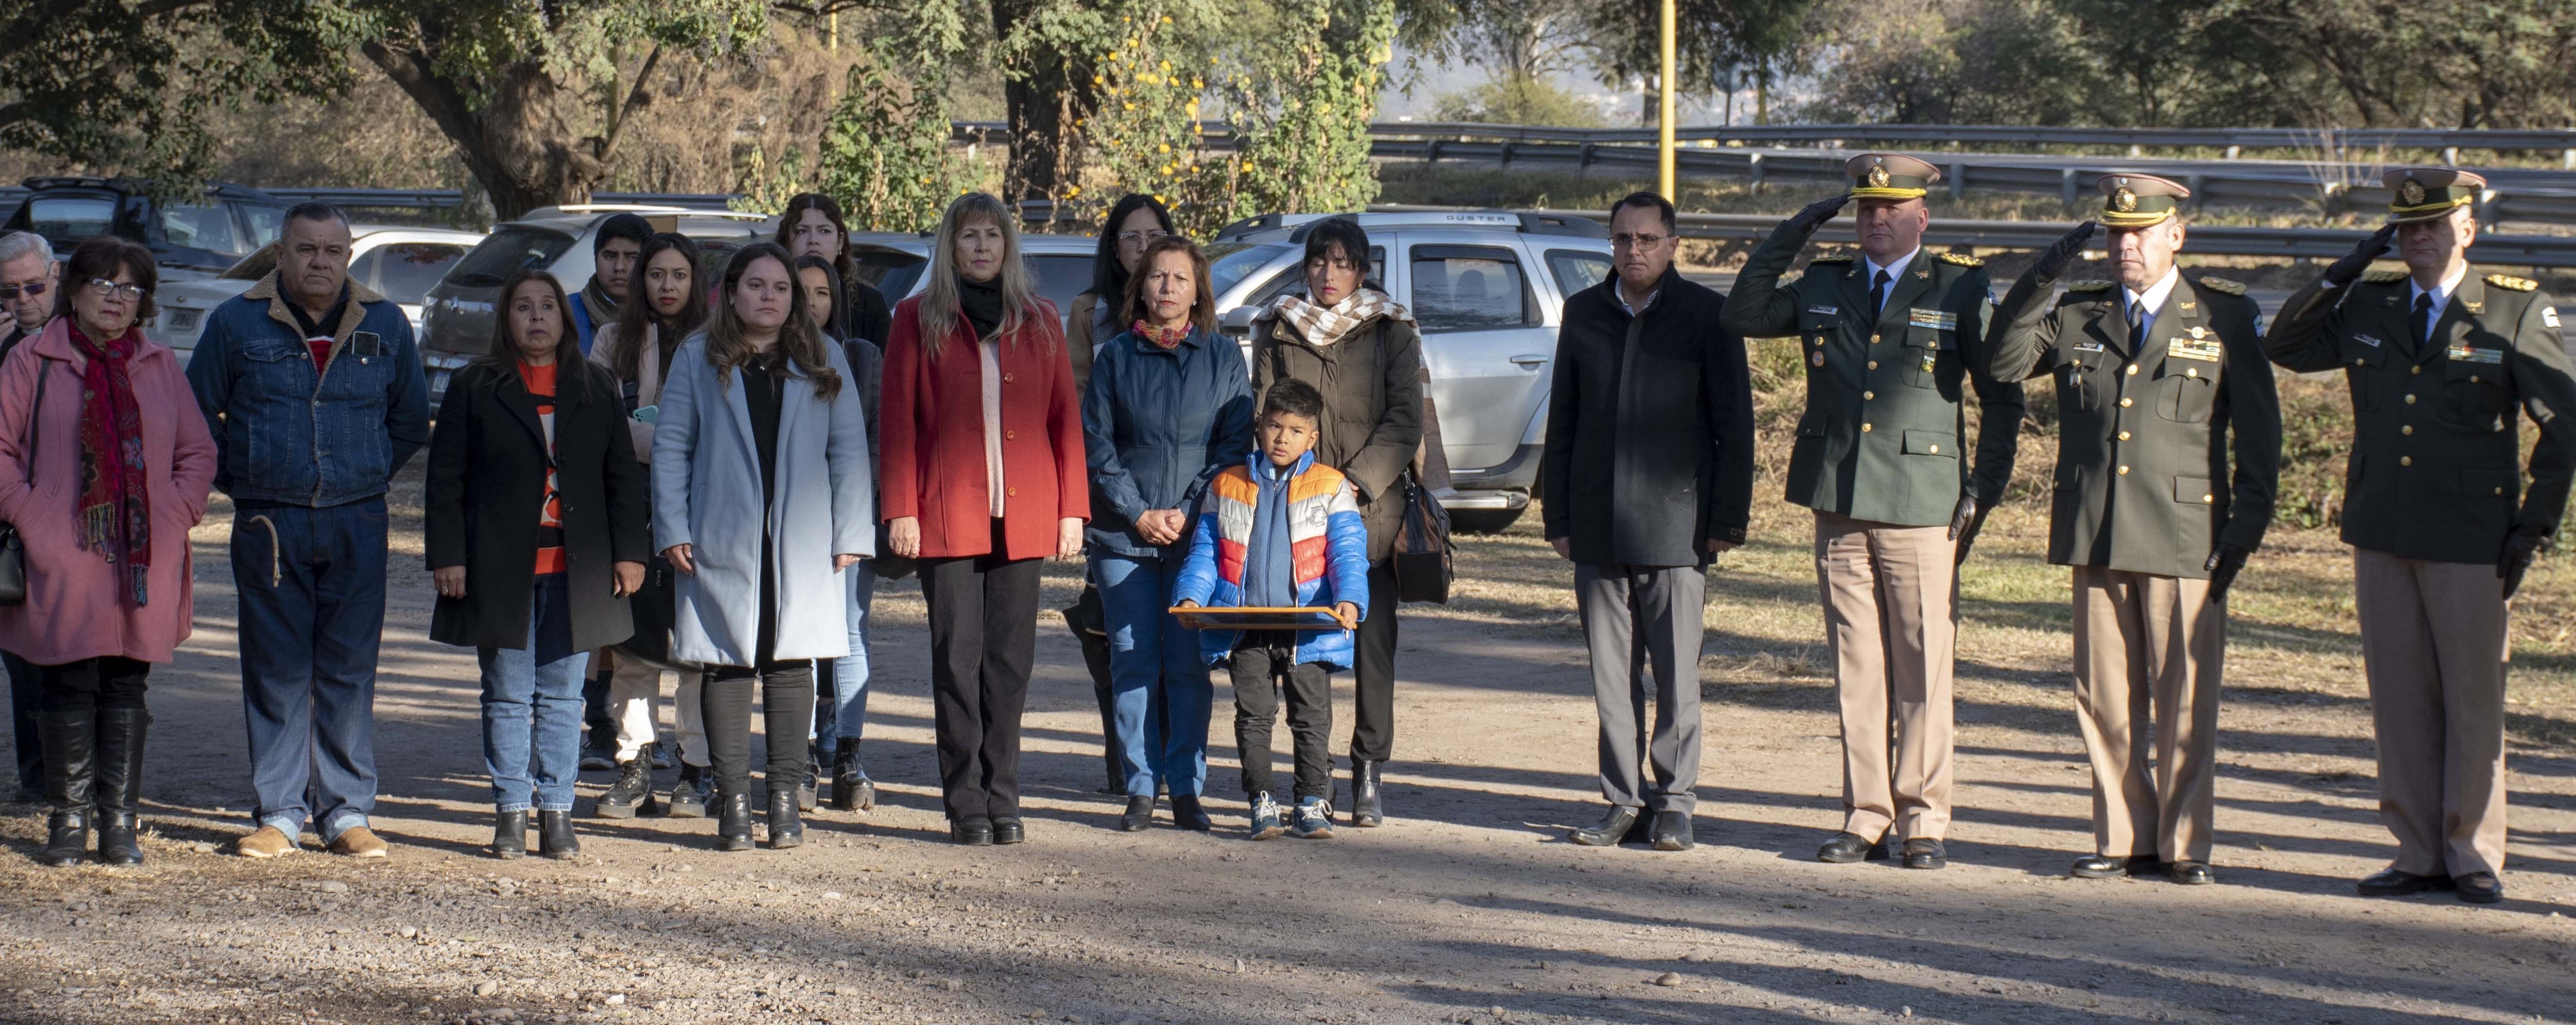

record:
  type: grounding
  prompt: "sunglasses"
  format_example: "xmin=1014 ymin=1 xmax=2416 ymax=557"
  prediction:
xmin=0 ymin=282 xmax=48 ymax=301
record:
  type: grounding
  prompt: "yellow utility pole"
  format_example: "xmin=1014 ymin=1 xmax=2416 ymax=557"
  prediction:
xmin=1657 ymin=0 xmax=1676 ymax=198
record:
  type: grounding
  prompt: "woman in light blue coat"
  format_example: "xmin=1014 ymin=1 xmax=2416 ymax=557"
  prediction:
xmin=651 ymin=242 xmax=872 ymax=853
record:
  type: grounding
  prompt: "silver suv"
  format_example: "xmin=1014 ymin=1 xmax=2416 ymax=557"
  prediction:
xmin=1209 ymin=211 xmax=1611 ymax=532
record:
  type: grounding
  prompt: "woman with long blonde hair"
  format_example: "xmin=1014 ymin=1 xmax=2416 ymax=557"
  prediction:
xmin=880 ymin=192 xmax=1087 ymax=846
xmin=651 ymin=241 xmax=873 ymax=852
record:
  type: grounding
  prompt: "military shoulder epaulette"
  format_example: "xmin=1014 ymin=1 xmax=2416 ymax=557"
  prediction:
xmin=2360 ymin=269 xmax=2409 ymax=284
xmin=2062 ymin=280 xmax=2113 ymax=292
xmin=1807 ymin=256 xmax=1854 ymax=265
xmin=1937 ymin=252 xmax=1984 ymax=267
xmin=2486 ymin=273 xmax=2538 ymax=292
xmin=2196 ymin=276 xmax=2247 ymax=296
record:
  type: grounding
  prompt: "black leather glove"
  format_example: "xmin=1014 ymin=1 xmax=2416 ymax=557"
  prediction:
xmin=1787 ymin=194 xmax=1852 ymax=233
xmin=2500 ymin=528 xmax=2545 ymax=600
xmin=2205 ymin=544 xmax=2252 ymax=604
xmin=2031 ymin=220 xmax=2098 ymax=283
xmin=2324 ymin=223 xmax=2399 ymax=287
xmin=1947 ymin=497 xmax=1987 ymax=566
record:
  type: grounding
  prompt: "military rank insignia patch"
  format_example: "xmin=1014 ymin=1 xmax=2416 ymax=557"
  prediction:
xmin=1807 ymin=304 xmax=1838 ymax=316
xmin=1937 ymin=252 xmax=1984 ymax=267
xmin=2485 ymin=274 xmax=2538 ymax=292
xmin=2167 ymin=331 xmax=2225 ymax=362
xmin=1811 ymin=350 xmax=1826 ymax=367
xmin=2362 ymin=269 xmax=2409 ymax=284
xmin=2446 ymin=344 xmax=2503 ymax=365
xmin=2546 ymin=306 xmax=2562 ymax=329
xmin=2196 ymin=276 xmax=2247 ymax=295
xmin=1907 ymin=308 xmax=1958 ymax=331
xmin=2354 ymin=333 xmax=2383 ymax=348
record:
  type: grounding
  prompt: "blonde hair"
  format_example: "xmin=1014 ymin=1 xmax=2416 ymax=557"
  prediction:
xmin=704 ymin=242 xmax=843 ymax=401
xmin=916 ymin=192 xmax=1046 ymax=358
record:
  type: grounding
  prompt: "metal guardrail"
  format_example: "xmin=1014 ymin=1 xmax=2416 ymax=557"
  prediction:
xmin=1361 ymin=121 xmax=2576 ymax=155
xmin=1371 ymin=204 xmax=2576 ymax=269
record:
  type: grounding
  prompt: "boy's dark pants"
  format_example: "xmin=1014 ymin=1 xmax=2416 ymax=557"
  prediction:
xmin=1230 ymin=631 xmax=1332 ymax=803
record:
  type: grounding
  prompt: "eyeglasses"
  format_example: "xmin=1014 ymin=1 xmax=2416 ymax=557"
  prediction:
xmin=1609 ymin=233 xmax=1670 ymax=250
xmin=0 ymin=282 xmax=47 ymax=301
xmin=84 ymin=278 xmax=148 ymax=301
xmin=1117 ymin=230 xmax=1170 ymax=245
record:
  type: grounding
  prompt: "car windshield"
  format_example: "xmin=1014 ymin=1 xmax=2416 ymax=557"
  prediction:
xmin=161 ymin=201 xmax=244 ymax=256
xmin=371 ymin=243 xmax=469 ymax=304
xmin=27 ymin=195 xmax=114 ymax=244
xmin=220 ymin=243 xmax=278 ymax=281
xmin=449 ymin=227 xmax=577 ymax=289
xmin=241 ymin=205 xmax=285 ymax=248
xmin=1207 ymin=243 xmax=1290 ymax=298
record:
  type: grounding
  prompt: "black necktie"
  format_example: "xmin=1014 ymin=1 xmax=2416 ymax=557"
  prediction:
xmin=2413 ymin=293 xmax=2435 ymax=350
xmin=2126 ymin=299 xmax=2146 ymax=350
xmin=1870 ymin=269 xmax=1891 ymax=320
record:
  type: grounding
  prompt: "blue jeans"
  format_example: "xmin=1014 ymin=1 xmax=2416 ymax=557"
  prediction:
xmin=1096 ymin=553 xmax=1212 ymax=797
xmin=815 ymin=561 xmax=877 ymax=752
xmin=478 ymin=574 xmax=588 ymax=812
xmin=233 ymin=499 xmax=389 ymax=842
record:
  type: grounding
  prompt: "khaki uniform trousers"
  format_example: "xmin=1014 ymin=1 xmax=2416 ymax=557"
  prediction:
xmin=2353 ymin=549 xmax=2510 ymax=877
xmin=1814 ymin=511 xmax=1957 ymax=842
xmin=601 ymin=647 xmax=708 ymax=767
xmin=2072 ymin=567 xmax=2223 ymax=863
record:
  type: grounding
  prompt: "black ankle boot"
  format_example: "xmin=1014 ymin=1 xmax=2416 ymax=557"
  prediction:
xmin=38 ymin=709 xmax=96 ymax=867
xmin=796 ymin=745 xmax=819 ymax=813
xmin=93 ymin=708 xmax=149 ymax=865
xmin=716 ymin=793 xmax=753 ymax=851
xmin=1120 ymin=795 xmax=1154 ymax=832
xmin=595 ymin=747 xmax=657 ymax=818
xmin=1349 ymin=759 xmax=1384 ymax=827
xmin=492 ymin=809 xmax=528 ymax=860
xmin=537 ymin=810 xmax=580 ymax=860
xmin=830 ymin=744 xmax=871 ymax=811
xmin=766 ymin=780 xmax=804 ymax=849
xmin=1171 ymin=794 xmax=1212 ymax=831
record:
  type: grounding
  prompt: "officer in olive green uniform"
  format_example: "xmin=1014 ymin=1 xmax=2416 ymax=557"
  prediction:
xmin=1722 ymin=154 xmax=2024 ymax=870
xmin=1980 ymin=174 xmax=2281 ymax=886
xmin=2264 ymin=167 xmax=2576 ymax=906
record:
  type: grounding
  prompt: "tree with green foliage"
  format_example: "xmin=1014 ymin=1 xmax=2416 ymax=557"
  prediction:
xmin=1221 ymin=0 xmax=1397 ymax=220
xmin=810 ymin=62 xmax=980 ymax=231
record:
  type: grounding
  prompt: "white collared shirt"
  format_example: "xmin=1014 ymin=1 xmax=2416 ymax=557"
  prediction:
xmin=1619 ymin=285 xmax=1658 ymax=318
xmin=2408 ymin=262 xmax=2469 ymax=338
xmin=1862 ymin=248 xmax=1921 ymax=315
xmin=2122 ymin=268 xmax=2181 ymax=338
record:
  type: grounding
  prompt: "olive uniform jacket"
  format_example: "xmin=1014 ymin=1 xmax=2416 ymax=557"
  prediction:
xmin=1981 ymin=273 xmax=2282 ymax=579
xmin=1721 ymin=222 xmax=2023 ymax=526
xmin=2264 ymin=267 xmax=2576 ymax=565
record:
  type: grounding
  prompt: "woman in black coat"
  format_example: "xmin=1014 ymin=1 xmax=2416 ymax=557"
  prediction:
xmin=427 ymin=269 xmax=652 ymax=860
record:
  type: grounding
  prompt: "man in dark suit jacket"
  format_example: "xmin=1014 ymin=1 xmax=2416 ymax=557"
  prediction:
xmin=0 ymin=229 xmax=55 ymax=800
xmin=1542 ymin=191 xmax=1755 ymax=852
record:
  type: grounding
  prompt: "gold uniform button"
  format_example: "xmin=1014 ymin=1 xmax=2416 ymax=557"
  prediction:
xmin=1871 ymin=333 xmax=1882 ymax=344
xmin=1928 ymin=444 xmax=1939 ymax=453
xmin=2404 ymin=394 xmax=2417 ymax=404
xmin=2410 ymin=365 xmax=2421 ymax=374
xmin=2119 ymin=397 xmax=2134 ymax=407
xmin=2125 ymin=364 xmax=2138 ymax=375
xmin=1867 ymin=360 xmax=1879 ymax=370
xmin=2117 ymin=465 xmax=2130 ymax=475
xmin=2400 ymin=456 xmax=2412 ymax=466
xmin=1861 ymin=422 xmax=1874 ymax=433
xmin=2202 ymin=493 xmax=2215 ymax=503
xmin=2470 ymin=374 xmax=2481 ymax=384
xmin=2186 ymin=368 xmax=2198 ymax=378
xmin=2496 ymin=487 xmax=2507 ymax=495
xmin=2401 ymin=425 xmax=2413 ymax=435
xmin=2117 ymin=430 xmax=2132 ymax=440
xmin=1862 ymin=390 xmax=1875 ymax=400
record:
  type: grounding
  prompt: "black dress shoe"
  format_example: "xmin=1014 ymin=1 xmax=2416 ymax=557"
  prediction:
xmin=1817 ymin=832 xmax=1886 ymax=864
xmin=2453 ymin=872 xmax=2504 ymax=904
xmin=1171 ymin=795 xmax=1213 ymax=831
xmin=2071 ymin=854 xmax=2136 ymax=879
xmin=2357 ymin=868 xmax=2451 ymax=897
xmin=951 ymin=815 xmax=994 ymax=846
xmin=716 ymin=794 xmax=754 ymax=852
xmin=1901 ymin=838 xmax=1947 ymax=870
xmin=2166 ymin=860 xmax=2214 ymax=885
xmin=1119 ymin=795 xmax=1154 ymax=832
xmin=1570 ymin=806 xmax=1642 ymax=847
xmin=1649 ymin=810 xmax=1694 ymax=851
xmin=992 ymin=816 xmax=1026 ymax=845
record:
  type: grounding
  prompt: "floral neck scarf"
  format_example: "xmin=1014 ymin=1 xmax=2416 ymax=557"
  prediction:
xmin=1129 ymin=320 xmax=1190 ymax=350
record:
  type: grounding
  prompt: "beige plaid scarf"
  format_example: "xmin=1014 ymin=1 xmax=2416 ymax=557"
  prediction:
xmin=1258 ymin=288 xmax=1413 ymax=346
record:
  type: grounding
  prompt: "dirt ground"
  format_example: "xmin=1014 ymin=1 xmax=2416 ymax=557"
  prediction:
xmin=4 ymin=466 xmax=2576 ymax=1025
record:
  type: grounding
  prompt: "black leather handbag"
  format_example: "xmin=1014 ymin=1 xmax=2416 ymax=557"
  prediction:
xmin=0 ymin=361 xmax=48 ymax=606
xmin=1391 ymin=471 xmax=1452 ymax=605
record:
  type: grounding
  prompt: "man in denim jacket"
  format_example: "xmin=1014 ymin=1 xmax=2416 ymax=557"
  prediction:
xmin=186 ymin=203 xmax=431 ymax=859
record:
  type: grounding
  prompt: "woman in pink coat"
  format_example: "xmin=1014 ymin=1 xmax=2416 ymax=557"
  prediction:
xmin=0 ymin=236 xmax=217 ymax=867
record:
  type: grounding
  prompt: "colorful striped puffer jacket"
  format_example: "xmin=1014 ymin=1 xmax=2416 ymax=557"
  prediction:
xmin=1172 ymin=449 xmax=1372 ymax=670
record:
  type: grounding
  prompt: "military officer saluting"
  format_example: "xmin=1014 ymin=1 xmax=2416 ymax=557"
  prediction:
xmin=2264 ymin=168 xmax=2576 ymax=906
xmin=1722 ymin=153 xmax=2024 ymax=871
xmin=1979 ymin=174 xmax=2281 ymax=886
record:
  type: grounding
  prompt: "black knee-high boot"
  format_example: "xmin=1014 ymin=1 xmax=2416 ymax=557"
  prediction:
xmin=38 ymin=708 xmax=95 ymax=866
xmin=93 ymin=708 xmax=148 ymax=865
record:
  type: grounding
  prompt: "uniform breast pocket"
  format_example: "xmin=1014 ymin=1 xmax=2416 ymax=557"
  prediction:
xmin=2343 ymin=340 xmax=2389 ymax=411
xmin=1901 ymin=329 xmax=1950 ymax=389
xmin=2437 ymin=356 xmax=2511 ymax=431
xmin=2058 ymin=349 xmax=2103 ymax=411
xmin=2157 ymin=362 xmax=2218 ymax=423
xmin=1798 ymin=312 xmax=1838 ymax=370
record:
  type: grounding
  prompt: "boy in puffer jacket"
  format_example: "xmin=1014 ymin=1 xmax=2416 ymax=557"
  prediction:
xmin=1174 ymin=379 xmax=1371 ymax=840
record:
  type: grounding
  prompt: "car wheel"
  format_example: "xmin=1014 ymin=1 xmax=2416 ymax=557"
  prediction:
xmin=1448 ymin=507 xmax=1526 ymax=535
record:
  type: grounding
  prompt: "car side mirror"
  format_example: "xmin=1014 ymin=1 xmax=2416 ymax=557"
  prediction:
xmin=1219 ymin=304 xmax=1256 ymax=335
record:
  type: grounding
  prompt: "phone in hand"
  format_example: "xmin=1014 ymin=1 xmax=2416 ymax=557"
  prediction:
xmin=632 ymin=404 xmax=658 ymax=425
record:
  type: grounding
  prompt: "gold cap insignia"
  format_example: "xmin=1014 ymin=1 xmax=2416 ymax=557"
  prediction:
xmin=2111 ymin=186 xmax=2138 ymax=213
xmin=2400 ymin=178 xmax=2427 ymax=206
xmin=1866 ymin=164 xmax=1890 ymax=189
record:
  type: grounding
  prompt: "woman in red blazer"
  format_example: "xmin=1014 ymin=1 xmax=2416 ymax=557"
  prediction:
xmin=880 ymin=191 xmax=1088 ymax=846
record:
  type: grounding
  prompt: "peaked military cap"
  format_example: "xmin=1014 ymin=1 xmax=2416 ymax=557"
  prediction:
xmin=2096 ymin=173 xmax=2190 ymax=228
xmin=1845 ymin=153 xmax=1940 ymax=200
xmin=2382 ymin=167 xmax=2485 ymax=224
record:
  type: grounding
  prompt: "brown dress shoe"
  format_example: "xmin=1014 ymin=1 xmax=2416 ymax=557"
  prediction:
xmin=236 ymin=825 xmax=299 ymax=859
xmin=329 ymin=825 xmax=389 ymax=858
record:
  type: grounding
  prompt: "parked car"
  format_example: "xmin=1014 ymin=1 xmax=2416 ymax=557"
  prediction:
xmin=1208 ymin=211 xmax=1611 ymax=532
xmin=147 ymin=225 xmax=486 ymax=356
xmin=849 ymin=231 xmax=1098 ymax=326
xmin=418 ymin=205 xmax=772 ymax=401
xmin=1 ymin=176 xmax=290 ymax=279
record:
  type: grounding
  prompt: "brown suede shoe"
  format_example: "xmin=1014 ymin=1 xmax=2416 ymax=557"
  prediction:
xmin=329 ymin=826 xmax=389 ymax=858
xmin=235 ymin=825 xmax=299 ymax=859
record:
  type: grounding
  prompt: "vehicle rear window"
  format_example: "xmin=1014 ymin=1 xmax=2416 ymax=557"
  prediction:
xmin=1026 ymin=254 xmax=1092 ymax=315
xmin=241 ymin=206 xmax=285 ymax=249
xmin=28 ymin=196 xmax=114 ymax=242
xmin=162 ymin=202 xmax=243 ymax=257
xmin=366 ymin=243 xmax=470 ymax=304
xmin=450 ymin=227 xmax=577 ymax=288
xmin=1544 ymin=249 xmax=1612 ymax=299
xmin=1411 ymin=246 xmax=1536 ymax=332
xmin=1207 ymin=243 xmax=1290 ymax=297
xmin=850 ymin=247 xmax=926 ymax=292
